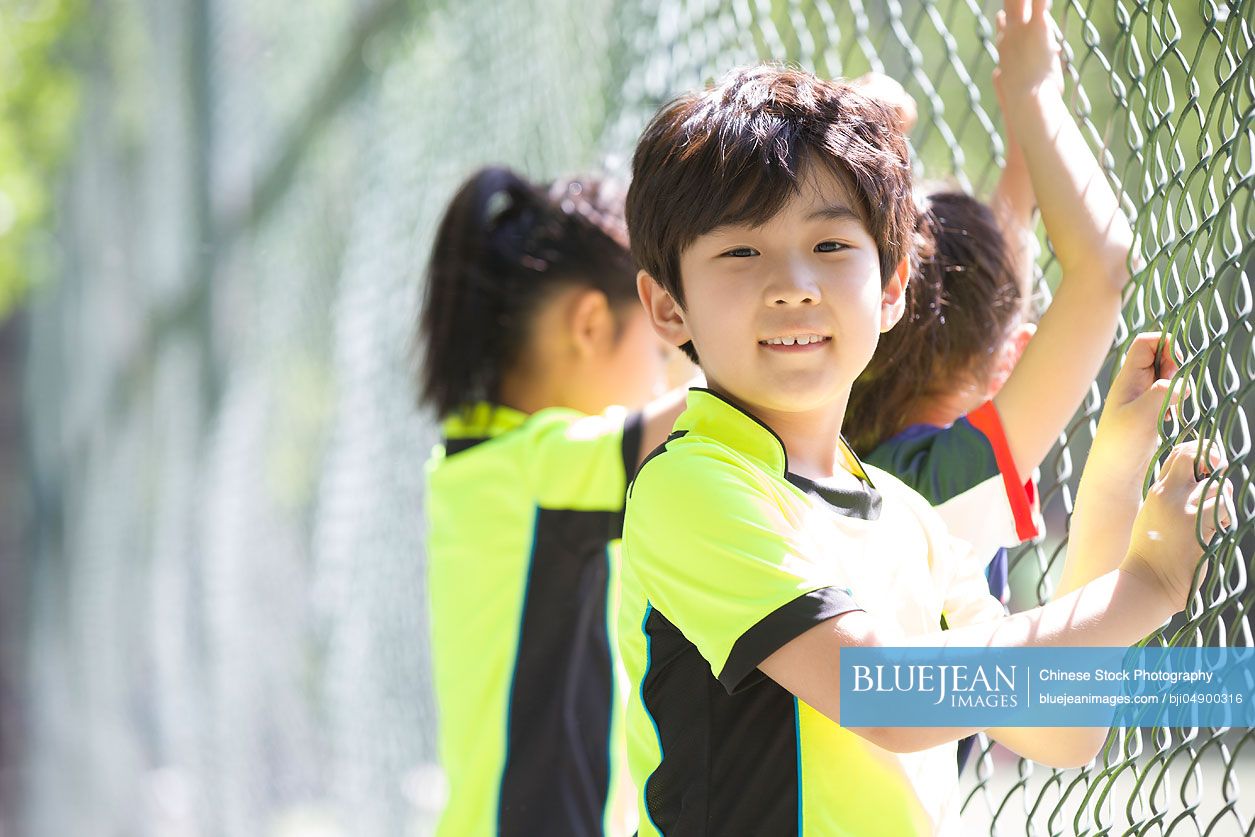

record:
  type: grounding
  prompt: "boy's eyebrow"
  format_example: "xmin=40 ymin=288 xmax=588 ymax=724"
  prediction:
xmin=702 ymin=202 xmax=863 ymax=238
xmin=806 ymin=203 xmax=862 ymax=223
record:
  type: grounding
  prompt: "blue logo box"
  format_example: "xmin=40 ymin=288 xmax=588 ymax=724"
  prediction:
xmin=839 ymin=647 xmax=1255 ymax=728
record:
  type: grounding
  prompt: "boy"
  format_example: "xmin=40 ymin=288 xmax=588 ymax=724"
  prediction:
xmin=618 ymin=63 xmax=1226 ymax=835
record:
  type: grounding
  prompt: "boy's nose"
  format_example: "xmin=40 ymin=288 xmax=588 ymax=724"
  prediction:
xmin=767 ymin=264 xmax=822 ymax=305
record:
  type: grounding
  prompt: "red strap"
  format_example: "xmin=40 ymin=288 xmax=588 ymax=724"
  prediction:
xmin=968 ymin=401 xmax=1039 ymax=542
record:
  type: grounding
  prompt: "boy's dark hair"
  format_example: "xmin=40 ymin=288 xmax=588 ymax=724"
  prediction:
xmin=418 ymin=166 xmax=637 ymax=418
xmin=845 ymin=191 xmax=1024 ymax=455
xmin=626 ymin=64 xmax=916 ymax=363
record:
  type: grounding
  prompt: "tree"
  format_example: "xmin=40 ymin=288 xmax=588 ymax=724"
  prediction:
xmin=0 ymin=0 xmax=80 ymax=318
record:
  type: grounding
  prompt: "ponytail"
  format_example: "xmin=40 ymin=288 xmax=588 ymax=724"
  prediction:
xmin=417 ymin=166 xmax=636 ymax=418
xmin=845 ymin=191 xmax=1023 ymax=455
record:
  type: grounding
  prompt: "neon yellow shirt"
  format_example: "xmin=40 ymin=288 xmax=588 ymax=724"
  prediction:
xmin=618 ymin=389 xmax=1003 ymax=835
xmin=426 ymin=402 xmax=642 ymax=837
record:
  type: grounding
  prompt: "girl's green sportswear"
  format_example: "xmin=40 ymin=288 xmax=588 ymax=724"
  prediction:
xmin=426 ymin=402 xmax=642 ymax=837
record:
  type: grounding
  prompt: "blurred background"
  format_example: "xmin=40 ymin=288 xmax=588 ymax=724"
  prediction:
xmin=0 ymin=0 xmax=1251 ymax=835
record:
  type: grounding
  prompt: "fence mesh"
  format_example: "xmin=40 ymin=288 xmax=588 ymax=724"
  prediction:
xmin=11 ymin=0 xmax=1254 ymax=834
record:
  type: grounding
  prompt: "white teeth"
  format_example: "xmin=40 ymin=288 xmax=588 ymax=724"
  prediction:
xmin=762 ymin=334 xmax=825 ymax=346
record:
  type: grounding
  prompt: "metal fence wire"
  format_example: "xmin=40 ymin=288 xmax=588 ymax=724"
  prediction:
xmin=14 ymin=0 xmax=1254 ymax=834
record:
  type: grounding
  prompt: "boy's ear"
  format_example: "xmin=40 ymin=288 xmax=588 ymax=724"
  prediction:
xmin=567 ymin=288 xmax=614 ymax=358
xmin=637 ymin=269 xmax=692 ymax=349
xmin=879 ymin=257 xmax=911 ymax=332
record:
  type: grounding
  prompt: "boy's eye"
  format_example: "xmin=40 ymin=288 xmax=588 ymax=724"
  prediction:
xmin=722 ymin=246 xmax=759 ymax=258
xmin=815 ymin=241 xmax=847 ymax=253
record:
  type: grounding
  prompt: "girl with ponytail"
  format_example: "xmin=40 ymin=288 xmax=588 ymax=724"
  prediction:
xmin=419 ymin=166 xmax=692 ymax=837
xmin=847 ymin=191 xmax=1043 ymax=641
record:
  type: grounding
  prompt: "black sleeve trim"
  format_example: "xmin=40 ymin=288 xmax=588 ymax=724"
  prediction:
xmin=718 ymin=587 xmax=862 ymax=695
xmin=444 ymin=437 xmax=489 ymax=456
xmin=620 ymin=410 xmax=645 ymax=483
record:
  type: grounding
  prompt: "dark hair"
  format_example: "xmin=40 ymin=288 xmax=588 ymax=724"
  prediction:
xmin=418 ymin=166 xmax=638 ymax=418
xmin=845 ymin=191 xmax=1023 ymax=455
xmin=626 ymin=64 xmax=916 ymax=363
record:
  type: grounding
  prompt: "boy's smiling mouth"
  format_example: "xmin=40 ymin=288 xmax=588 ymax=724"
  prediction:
xmin=758 ymin=333 xmax=832 ymax=350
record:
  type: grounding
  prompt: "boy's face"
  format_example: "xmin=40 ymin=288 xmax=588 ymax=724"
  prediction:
xmin=645 ymin=163 xmax=907 ymax=418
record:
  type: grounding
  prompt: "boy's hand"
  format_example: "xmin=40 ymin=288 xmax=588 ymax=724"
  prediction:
xmin=994 ymin=0 xmax=1065 ymax=104
xmin=1088 ymin=333 xmax=1185 ymax=484
xmin=850 ymin=72 xmax=918 ymax=133
xmin=1121 ymin=440 xmax=1232 ymax=612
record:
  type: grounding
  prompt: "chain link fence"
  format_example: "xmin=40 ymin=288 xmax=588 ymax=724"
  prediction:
xmin=10 ymin=0 xmax=1253 ymax=834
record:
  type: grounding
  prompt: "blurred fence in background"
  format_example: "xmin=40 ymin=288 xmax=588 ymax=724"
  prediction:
xmin=7 ymin=0 xmax=1253 ymax=834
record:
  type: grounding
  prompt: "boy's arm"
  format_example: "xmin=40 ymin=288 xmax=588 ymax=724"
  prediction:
xmin=760 ymin=567 xmax=1172 ymax=765
xmin=760 ymin=441 xmax=1225 ymax=766
xmin=989 ymin=0 xmax=1136 ymax=477
xmin=1056 ymin=334 xmax=1184 ymax=597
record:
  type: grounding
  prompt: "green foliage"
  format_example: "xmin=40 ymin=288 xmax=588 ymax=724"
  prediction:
xmin=0 ymin=0 xmax=81 ymax=317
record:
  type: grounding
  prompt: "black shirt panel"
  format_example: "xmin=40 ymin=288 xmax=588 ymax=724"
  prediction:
xmin=639 ymin=606 xmax=801 ymax=836
xmin=498 ymin=507 xmax=618 ymax=836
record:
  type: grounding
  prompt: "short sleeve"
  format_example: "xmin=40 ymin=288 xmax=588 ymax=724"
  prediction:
xmin=522 ymin=406 xmax=643 ymax=512
xmin=625 ymin=445 xmax=861 ymax=694
xmin=867 ymin=401 xmax=1041 ymax=555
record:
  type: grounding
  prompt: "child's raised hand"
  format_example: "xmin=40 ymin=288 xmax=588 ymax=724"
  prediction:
xmin=994 ymin=0 xmax=1065 ymax=104
xmin=1089 ymin=333 xmax=1185 ymax=479
xmin=1121 ymin=439 xmax=1232 ymax=611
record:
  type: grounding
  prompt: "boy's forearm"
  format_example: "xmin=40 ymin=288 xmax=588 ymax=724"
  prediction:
xmin=1056 ymin=444 xmax=1143 ymax=597
xmin=864 ymin=718 xmax=1102 ymax=768
xmin=858 ymin=572 xmax=1169 ymax=762
xmin=949 ymin=564 xmax=1151 ymax=767
xmin=984 ymin=724 xmax=1108 ymax=768
xmin=767 ymin=571 xmax=1175 ymax=761
xmin=868 ymin=569 xmax=1172 ymax=759
xmin=1004 ymin=90 xmax=1133 ymax=292
xmin=916 ymin=567 xmax=1173 ymax=650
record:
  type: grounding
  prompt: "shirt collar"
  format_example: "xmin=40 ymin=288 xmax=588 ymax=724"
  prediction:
xmin=675 ymin=388 xmax=871 ymax=483
xmin=441 ymin=402 xmax=529 ymax=441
